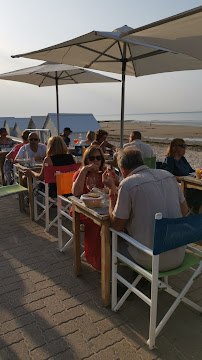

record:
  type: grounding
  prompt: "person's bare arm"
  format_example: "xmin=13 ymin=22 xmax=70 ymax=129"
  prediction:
xmin=23 ymin=157 xmax=50 ymax=180
xmin=72 ymin=163 xmax=99 ymax=196
xmin=6 ymin=148 xmax=15 ymax=160
xmin=180 ymin=199 xmax=189 ymax=217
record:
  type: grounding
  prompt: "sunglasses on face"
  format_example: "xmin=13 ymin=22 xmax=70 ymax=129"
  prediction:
xmin=88 ymin=155 xmax=102 ymax=161
xmin=29 ymin=138 xmax=39 ymax=141
xmin=179 ymin=144 xmax=187 ymax=148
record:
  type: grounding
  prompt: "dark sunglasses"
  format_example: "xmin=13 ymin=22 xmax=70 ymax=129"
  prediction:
xmin=29 ymin=138 xmax=39 ymax=141
xmin=179 ymin=144 xmax=187 ymax=148
xmin=88 ymin=155 xmax=102 ymax=161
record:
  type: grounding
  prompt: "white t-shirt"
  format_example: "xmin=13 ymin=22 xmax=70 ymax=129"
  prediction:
xmin=124 ymin=139 xmax=153 ymax=158
xmin=16 ymin=143 xmax=47 ymax=159
xmin=113 ymin=166 xmax=185 ymax=271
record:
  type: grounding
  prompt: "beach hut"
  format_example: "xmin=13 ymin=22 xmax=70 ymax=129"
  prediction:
xmin=28 ymin=116 xmax=48 ymax=143
xmin=29 ymin=116 xmax=47 ymax=130
xmin=44 ymin=113 xmax=101 ymax=143
xmin=13 ymin=118 xmax=30 ymax=138
xmin=0 ymin=117 xmax=16 ymax=136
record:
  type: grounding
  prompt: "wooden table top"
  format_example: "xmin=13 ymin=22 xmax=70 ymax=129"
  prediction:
xmin=16 ymin=163 xmax=43 ymax=170
xmin=69 ymin=195 xmax=109 ymax=221
xmin=180 ymin=175 xmax=202 ymax=185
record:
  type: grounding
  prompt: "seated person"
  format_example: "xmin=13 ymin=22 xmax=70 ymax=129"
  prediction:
xmin=162 ymin=138 xmax=202 ymax=213
xmin=60 ymin=127 xmax=72 ymax=146
xmin=80 ymin=131 xmax=95 ymax=146
xmin=92 ymin=129 xmax=116 ymax=153
xmin=24 ymin=136 xmax=75 ymax=197
xmin=0 ymin=127 xmax=16 ymax=150
xmin=123 ymin=131 xmax=153 ymax=158
xmin=4 ymin=130 xmax=30 ymax=185
xmin=15 ymin=132 xmax=47 ymax=162
xmin=103 ymin=147 xmax=188 ymax=271
xmin=72 ymin=145 xmax=118 ymax=270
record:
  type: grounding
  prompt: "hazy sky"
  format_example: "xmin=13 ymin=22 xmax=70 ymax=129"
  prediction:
xmin=0 ymin=0 xmax=202 ymax=118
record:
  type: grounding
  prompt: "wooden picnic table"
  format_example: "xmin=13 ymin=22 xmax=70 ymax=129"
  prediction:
xmin=180 ymin=175 xmax=202 ymax=198
xmin=0 ymin=150 xmax=9 ymax=185
xmin=69 ymin=196 xmax=111 ymax=307
xmin=16 ymin=163 xmax=42 ymax=220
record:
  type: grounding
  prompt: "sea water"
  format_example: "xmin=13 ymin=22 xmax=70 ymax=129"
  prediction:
xmin=96 ymin=111 xmax=202 ymax=127
xmin=95 ymin=111 xmax=202 ymax=143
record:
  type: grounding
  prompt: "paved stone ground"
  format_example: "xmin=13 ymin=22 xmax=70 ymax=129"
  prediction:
xmin=0 ymin=196 xmax=201 ymax=360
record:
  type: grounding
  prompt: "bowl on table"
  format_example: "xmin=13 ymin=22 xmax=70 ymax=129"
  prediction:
xmin=81 ymin=192 xmax=104 ymax=208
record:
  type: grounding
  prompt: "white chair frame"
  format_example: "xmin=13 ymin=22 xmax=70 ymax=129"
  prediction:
xmin=111 ymin=213 xmax=202 ymax=350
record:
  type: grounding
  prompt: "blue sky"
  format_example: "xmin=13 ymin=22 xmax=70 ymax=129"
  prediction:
xmin=0 ymin=0 xmax=202 ymax=118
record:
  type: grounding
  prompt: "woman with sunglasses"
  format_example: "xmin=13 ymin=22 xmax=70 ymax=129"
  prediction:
xmin=163 ymin=138 xmax=202 ymax=213
xmin=72 ymin=145 xmax=107 ymax=270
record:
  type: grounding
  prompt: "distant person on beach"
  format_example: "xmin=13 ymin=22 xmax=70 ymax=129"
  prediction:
xmin=15 ymin=132 xmax=47 ymax=162
xmin=0 ymin=127 xmax=16 ymax=150
xmin=61 ymin=127 xmax=72 ymax=146
xmin=102 ymin=147 xmax=188 ymax=271
xmin=162 ymin=138 xmax=202 ymax=213
xmin=80 ymin=131 xmax=95 ymax=146
xmin=123 ymin=131 xmax=153 ymax=158
xmin=24 ymin=136 xmax=75 ymax=197
xmin=92 ymin=129 xmax=116 ymax=152
xmin=3 ymin=130 xmax=30 ymax=185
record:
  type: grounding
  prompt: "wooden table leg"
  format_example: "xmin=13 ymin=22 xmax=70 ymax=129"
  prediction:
xmin=27 ymin=176 xmax=34 ymax=220
xmin=18 ymin=169 xmax=25 ymax=211
xmin=101 ymin=220 xmax=111 ymax=307
xmin=0 ymin=158 xmax=6 ymax=185
xmin=72 ymin=205 xmax=81 ymax=276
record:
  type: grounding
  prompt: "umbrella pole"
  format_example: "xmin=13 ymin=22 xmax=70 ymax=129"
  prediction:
xmin=55 ymin=73 xmax=60 ymax=135
xmin=120 ymin=44 xmax=126 ymax=148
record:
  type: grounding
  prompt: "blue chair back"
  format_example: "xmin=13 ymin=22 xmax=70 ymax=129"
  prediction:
xmin=153 ymin=214 xmax=202 ymax=255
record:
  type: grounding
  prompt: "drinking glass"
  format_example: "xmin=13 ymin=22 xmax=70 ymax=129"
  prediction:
xmin=74 ymin=139 xmax=79 ymax=145
xmin=86 ymin=177 xmax=96 ymax=192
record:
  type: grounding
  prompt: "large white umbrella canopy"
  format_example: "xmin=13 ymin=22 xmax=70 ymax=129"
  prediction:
xmin=0 ymin=62 xmax=120 ymax=134
xmin=12 ymin=10 xmax=202 ymax=146
xmin=120 ymin=6 xmax=202 ymax=62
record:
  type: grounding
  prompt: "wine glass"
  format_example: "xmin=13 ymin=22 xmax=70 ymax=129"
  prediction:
xmin=74 ymin=139 xmax=79 ymax=145
xmin=86 ymin=176 xmax=96 ymax=192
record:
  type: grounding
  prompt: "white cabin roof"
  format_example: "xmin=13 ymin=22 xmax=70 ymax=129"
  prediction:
xmin=47 ymin=113 xmax=101 ymax=133
xmin=0 ymin=117 xmax=15 ymax=128
xmin=14 ymin=118 xmax=30 ymax=132
xmin=30 ymin=116 xmax=47 ymax=129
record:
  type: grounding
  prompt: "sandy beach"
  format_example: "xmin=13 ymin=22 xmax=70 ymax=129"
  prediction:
xmin=99 ymin=121 xmax=202 ymax=169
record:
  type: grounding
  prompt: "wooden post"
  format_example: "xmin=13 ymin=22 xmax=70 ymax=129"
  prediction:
xmin=101 ymin=219 xmax=111 ymax=307
xmin=72 ymin=204 xmax=81 ymax=276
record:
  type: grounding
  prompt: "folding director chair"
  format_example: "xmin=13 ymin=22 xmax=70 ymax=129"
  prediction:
xmin=111 ymin=213 xmax=202 ymax=350
xmin=143 ymin=156 xmax=156 ymax=169
xmin=57 ymin=171 xmax=77 ymax=252
xmin=34 ymin=163 xmax=80 ymax=232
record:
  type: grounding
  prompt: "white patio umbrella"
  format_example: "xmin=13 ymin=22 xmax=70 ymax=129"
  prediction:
xmin=0 ymin=62 xmax=120 ymax=134
xmin=120 ymin=6 xmax=202 ymax=62
xmin=12 ymin=8 xmax=202 ymax=146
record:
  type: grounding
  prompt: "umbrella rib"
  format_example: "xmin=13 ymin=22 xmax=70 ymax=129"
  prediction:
xmin=61 ymin=70 xmax=78 ymax=83
xmin=129 ymin=49 xmax=166 ymax=61
xmin=37 ymin=72 xmax=55 ymax=86
xmin=76 ymin=43 xmax=122 ymax=63
xmin=128 ymin=45 xmax=137 ymax=75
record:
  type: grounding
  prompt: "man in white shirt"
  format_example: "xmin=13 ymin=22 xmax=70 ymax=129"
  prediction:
xmin=15 ymin=132 xmax=46 ymax=161
xmin=103 ymin=147 xmax=188 ymax=271
xmin=123 ymin=131 xmax=153 ymax=158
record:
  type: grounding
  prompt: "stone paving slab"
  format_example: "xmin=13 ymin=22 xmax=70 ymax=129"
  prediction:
xmin=0 ymin=195 xmax=201 ymax=360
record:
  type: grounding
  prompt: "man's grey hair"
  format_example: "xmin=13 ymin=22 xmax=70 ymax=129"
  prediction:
xmin=117 ymin=147 xmax=143 ymax=171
